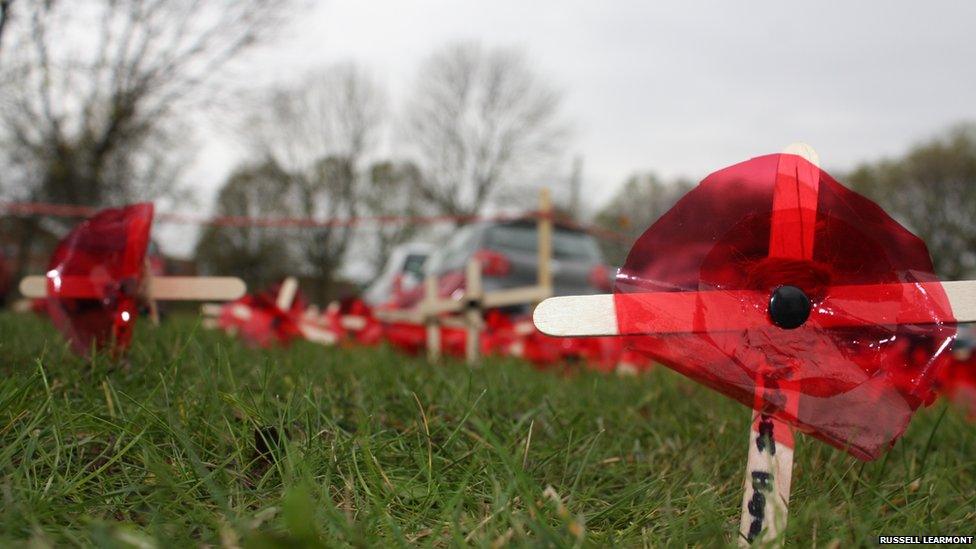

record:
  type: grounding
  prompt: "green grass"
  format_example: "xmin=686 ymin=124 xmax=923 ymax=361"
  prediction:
xmin=0 ymin=313 xmax=973 ymax=547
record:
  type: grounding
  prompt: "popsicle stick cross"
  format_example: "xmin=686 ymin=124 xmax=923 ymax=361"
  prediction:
xmin=375 ymin=188 xmax=555 ymax=365
xmin=532 ymin=144 xmax=976 ymax=546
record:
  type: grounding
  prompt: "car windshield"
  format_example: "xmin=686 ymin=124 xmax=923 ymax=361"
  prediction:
xmin=426 ymin=225 xmax=477 ymax=274
xmin=486 ymin=224 xmax=602 ymax=261
xmin=402 ymin=253 xmax=427 ymax=278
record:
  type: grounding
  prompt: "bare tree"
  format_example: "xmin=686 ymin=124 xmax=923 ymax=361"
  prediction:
xmin=404 ymin=42 xmax=569 ymax=217
xmin=0 ymin=0 xmax=14 ymax=59
xmin=594 ymin=173 xmax=694 ymax=266
xmin=243 ymin=63 xmax=385 ymax=301
xmin=247 ymin=63 xmax=384 ymax=172
xmin=361 ymin=159 xmax=425 ymax=270
xmin=0 ymin=0 xmax=298 ymax=279
xmin=195 ymin=161 xmax=298 ymax=289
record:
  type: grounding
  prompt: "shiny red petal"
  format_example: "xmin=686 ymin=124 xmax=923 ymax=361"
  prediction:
xmin=46 ymin=203 xmax=154 ymax=355
xmin=616 ymin=154 xmax=955 ymax=460
xmin=220 ymin=282 xmax=306 ymax=347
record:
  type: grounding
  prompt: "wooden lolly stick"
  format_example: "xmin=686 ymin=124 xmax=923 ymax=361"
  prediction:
xmin=424 ymin=275 xmax=441 ymax=362
xmin=422 ymin=298 xmax=465 ymax=316
xmin=300 ymin=322 xmax=338 ymax=345
xmin=340 ymin=315 xmax=368 ymax=331
xmin=534 ymin=294 xmax=618 ymax=336
xmin=438 ymin=316 xmax=471 ymax=329
xmin=276 ymin=277 xmax=299 ymax=311
xmin=739 ymin=409 xmax=794 ymax=545
xmin=537 ymin=187 xmax=554 ymax=295
xmin=20 ymin=275 xmax=246 ymax=301
xmin=229 ymin=303 xmax=253 ymax=321
xmin=385 ymin=282 xmax=549 ymax=331
xmin=296 ymin=315 xmax=340 ymax=347
xmin=200 ymin=303 xmax=224 ymax=317
xmin=739 ymin=144 xmax=820 ymax=546
xmin=374 ymin=308 xmax=424 ymax=324
xmin=114 ymin=276 xmax=247 ymax=301
xmin=143 ymin=259 xmax=161 ymax=326
xmin=533 ymin=280 xmax=976 ymax=337
xmin=483 ymin=286 xmax=552 ymax=309
xmin=465 ymin=258 xmax=483 ymax=366
xmin=416 ymin=282 xmax=553 ymax=318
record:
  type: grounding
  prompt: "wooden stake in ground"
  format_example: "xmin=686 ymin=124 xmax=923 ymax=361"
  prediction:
xmin=537 ymin=187 xmax=554 ymax=296
xmin=424 ymin=275 xmax=442 ymax=362
xmin=464 ymin=258 xmax=483 ymax=365
xmin=737 ymin=143 xmax=820 ymax=545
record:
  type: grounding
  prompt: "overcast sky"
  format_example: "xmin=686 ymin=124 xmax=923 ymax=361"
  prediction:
xmin=171 ymin=0 xmax=976 ymax=256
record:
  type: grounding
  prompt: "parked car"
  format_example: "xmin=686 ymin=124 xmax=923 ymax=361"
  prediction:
xmin=363 ymin=242 xmax=433 ymax=306
xmin=396 ymin=219 xmax=612 ymax=311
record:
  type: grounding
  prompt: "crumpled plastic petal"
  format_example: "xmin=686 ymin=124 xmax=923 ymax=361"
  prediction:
xmin=341 ymin=299 xmax=383 ymax=346
xmin=383 ymin=322 xmax=427 ymax=355
xmin=218 ymin=281 xmax=306 ymax=347
xmin=484 ymin=311 xmax=627 ymax=372
xmin=939 ymin=352 xmax=976 ymax=419
xmin=615 ymin=153 xmax=956 ymax=460
xmin=46 ymin=203 xmax=154 ymax=355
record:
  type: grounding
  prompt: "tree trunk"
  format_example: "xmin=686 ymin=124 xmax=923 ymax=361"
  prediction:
xmin=13 ymin=217 xmax=38 ymax=289
xmin=315 ymin=267 xmax=334 ymax=306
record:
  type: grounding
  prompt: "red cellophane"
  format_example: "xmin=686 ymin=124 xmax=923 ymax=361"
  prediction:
xmin=219 ymin=282 xmax=306 ymax=347
xmin=615 ymin=154 xmax=956 ymax=460
xmin=46 ymin=203 xmax=154 ymax=355
xmin=939 ymin=352 xmax=976 ymax=419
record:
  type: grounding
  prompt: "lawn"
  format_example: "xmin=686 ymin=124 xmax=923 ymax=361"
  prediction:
xmin=0 ymin=312 xmax=973 ymax=547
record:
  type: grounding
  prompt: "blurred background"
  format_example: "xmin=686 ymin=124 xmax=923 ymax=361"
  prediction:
xmin=1 ymin=0 xmax=975 ymax=305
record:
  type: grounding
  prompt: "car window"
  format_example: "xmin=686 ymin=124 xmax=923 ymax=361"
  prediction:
xmin=486 ymin=224 xmax=602 ymax=262
xmin=434 ymin=225 xmax=479 ymax=272
xmin=401 ymin=254 xmax=427 ymax=278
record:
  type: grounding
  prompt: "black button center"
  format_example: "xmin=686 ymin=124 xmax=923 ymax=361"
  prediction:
xmin=768 ymin=285 xmax=811 ymax=329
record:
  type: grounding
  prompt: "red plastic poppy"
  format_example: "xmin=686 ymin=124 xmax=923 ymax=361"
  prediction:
xmin=45 ymin=203 xmax=154 ymax=355
xmin=440 ymin=325 xmax=468 ymax=357
xmin=482 ymin=311 xmax=522 ymax=358
xmin=615 ymin=153 xmax=956 ymax=460
xmin=939 ymin=354 xmax=976 ymax=419
xmin=218 ymin=282 xmax=306 ymax=347
xmin=567 ymin=336 xmax=624 ymax=373
xmin=383 ymin=322 xmax=427 ymax=355
xmin=345 ymin=299 xmax=384 ymax=346
xmin=482 ymin=311 xmax=627 ymax=372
